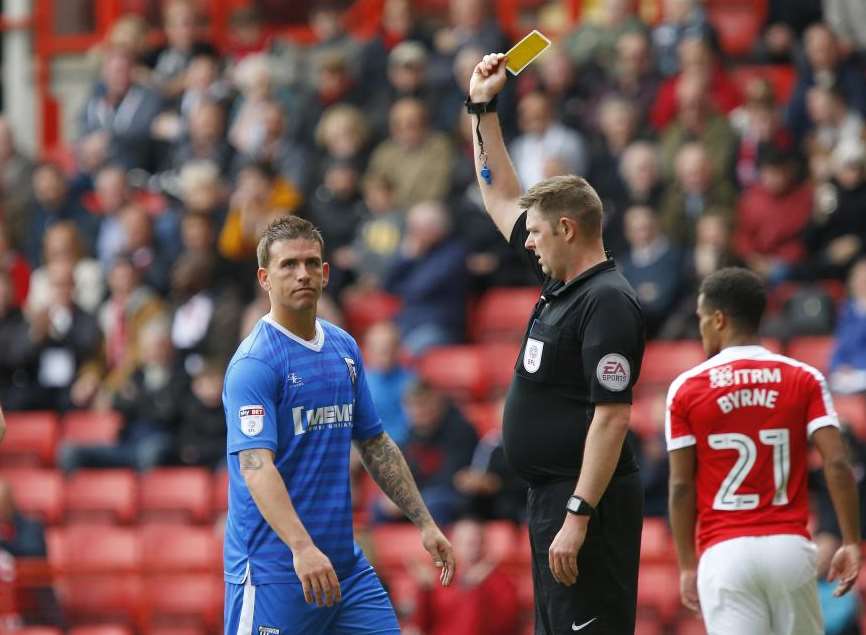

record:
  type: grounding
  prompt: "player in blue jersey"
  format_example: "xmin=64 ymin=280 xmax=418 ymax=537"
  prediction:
xmin=223 ymin=216 xmax=455 ymax=635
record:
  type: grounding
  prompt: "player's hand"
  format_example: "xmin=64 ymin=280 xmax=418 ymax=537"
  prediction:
xmin=680 ymin=569 xmax=700 ymax=613
xmin=292 ymin=543 xmax=342 ymax=607
xmin=420 ymin=523 xmax=456 ymax=587
xmin=469 ymin=53 xmax=507 ymax=103
xmin=548 ymin=514 xmax=586 ymax=586
xmin=827 ymin=542 xmax=861 ymax=597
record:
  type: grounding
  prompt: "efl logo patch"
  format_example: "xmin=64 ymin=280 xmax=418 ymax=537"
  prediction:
xmin=596 ymin=354 xmax=630 ymax=392
xmin=523 ymin=338 xmax=544 ymax=373
xmin=239 ymin=405 xmax=265 ymax=437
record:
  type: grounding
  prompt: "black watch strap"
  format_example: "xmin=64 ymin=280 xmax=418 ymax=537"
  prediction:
xmin=464 ymin=95 xmax=498 ymax=115
xmin=566 ymin=495 xmax=595 ymax=517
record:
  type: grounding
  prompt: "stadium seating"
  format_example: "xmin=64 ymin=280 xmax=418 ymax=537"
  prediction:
xmin=0 ymin=468 xmax=64 ymax=525
xmin=635 ymin=615 xmax=665 ymax=635
xmin=13 ymin=629 xmax=63 ymax=635
xmin=342 ymin=290 xmax=401 ymax=338
xmin=0 ymin=411 xmax=60 ymax=467
xmin=61 ymin=410 xmax=122 ymax=444
xmin=368 ymin=523 xmax=430 ymax=574
xmin=69 ymin=626 xmax=134 ymax=635
xmin=461 ymin=400 xmax=501 ymax=437
xmin=706 ymin=0 xmax=767 ymax=57
xmin=48 ymin=526 xmax=143 ymax=624
xmin=417 ymin=345 xmax=489 ymax=401
xmin=145 ymin=627 xmax=207 ymax=635
xmin=212 ymin=469 xmax=228 ymax=514
xmin=640 ymin=518 xmax=675 ymax=566
xmin=785 ymin=336 xmax=834 ymax=374
xmin=637 ymin=563 xmax=683 ymax=624
xmin=640 ymin=341 xmax=706 ymax=386
xmin=629 ymin=391 xmax=665 ymax=440
xmin=482 ymin=341 xmax=522 ymax=395
xmin=140 ymin=574 xmax=223 ymax=632
xmin=140 ymin=524 xmax=221 ymax=574
xmin=65 ymin=469 xmax=138 ymax=524
xmin=484 ymin=520 xmax=519 ymax=563
xmin=139 ymin=468 xmax=212 ymax=524
xmin=471 ymin=287 xmax=539 ymax=341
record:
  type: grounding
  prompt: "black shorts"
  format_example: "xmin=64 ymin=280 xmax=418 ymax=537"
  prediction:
xmin=527 ymin=472 xmax=643 ymax=635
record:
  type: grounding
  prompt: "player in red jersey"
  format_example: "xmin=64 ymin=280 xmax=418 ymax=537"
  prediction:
xmin=666 ymin=268 xmax=862 ymax=635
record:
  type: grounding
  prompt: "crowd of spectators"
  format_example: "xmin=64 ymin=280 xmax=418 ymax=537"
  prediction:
xmin=3 ymin=0 xmax=866 ymax=630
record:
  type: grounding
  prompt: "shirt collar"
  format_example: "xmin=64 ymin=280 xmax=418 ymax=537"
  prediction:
xmin=549 ymin=258 xmax=617 ymax=298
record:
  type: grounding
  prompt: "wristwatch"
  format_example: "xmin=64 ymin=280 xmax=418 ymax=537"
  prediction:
xmin=566 ymin=495 xmax=595 ymax=517
xmin=464 ymin=94 xmax=498 ymax=115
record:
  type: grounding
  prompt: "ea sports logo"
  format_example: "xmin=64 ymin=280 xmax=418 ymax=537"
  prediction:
xmin=596 ymin=353 xmax=630 ymax=392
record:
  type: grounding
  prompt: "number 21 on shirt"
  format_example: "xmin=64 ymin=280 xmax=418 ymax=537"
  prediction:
xmin=709 ymin=428 xmax=790 ymax=511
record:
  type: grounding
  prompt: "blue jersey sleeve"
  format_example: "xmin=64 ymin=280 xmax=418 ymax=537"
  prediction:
xmin=225 ymin=356 xmax=281 ymax=454
xmin=351 ymin=348 xmax=384 ymax=441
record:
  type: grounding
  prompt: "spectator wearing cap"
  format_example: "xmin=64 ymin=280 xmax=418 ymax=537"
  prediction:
xmin=733 ymin=145 xmax=813 ymax=281
xmin=367 ymin=41 xmax=451 ymax=138
xmin=366 ymin=98 xmax=454 ymax=209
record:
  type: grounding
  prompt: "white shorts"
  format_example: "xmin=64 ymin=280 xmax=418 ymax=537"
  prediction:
xmin=697 ymin=534 xmax=823 ymax=635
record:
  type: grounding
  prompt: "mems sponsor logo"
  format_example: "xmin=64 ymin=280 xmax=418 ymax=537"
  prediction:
xmin=292 ymin=403 xmax=354 ymax=435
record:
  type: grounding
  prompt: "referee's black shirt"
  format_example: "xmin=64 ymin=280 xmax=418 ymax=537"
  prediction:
xmin=502 ymin=211 xmax=645 ymax=487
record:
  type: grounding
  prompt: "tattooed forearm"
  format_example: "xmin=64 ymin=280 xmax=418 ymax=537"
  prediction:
xmin=239 ymin=449 xmax=265 ymax=471
xmin=356 ymin=432 xmax=433 ymax=527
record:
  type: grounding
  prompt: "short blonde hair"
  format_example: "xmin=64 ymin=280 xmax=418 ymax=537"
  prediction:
xmin=517 ymin=175 xmax=603 ymax=237
xmin=315 ymin=104 xmax=370 ymax=149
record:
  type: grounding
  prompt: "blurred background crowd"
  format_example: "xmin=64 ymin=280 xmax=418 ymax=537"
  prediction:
xmin=2 ymin=0 xmax=866 ymax=633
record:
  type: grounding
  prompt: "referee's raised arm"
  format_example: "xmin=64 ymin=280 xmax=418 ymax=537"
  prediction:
xmin=467 ymin=53 xmax=524 ymax=239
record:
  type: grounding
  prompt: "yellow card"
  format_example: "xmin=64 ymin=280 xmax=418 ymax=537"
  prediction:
xmin=505 ymin=30 xmax=551 ymax=76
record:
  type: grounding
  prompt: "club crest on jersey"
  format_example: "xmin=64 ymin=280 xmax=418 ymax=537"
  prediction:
xmin=596 ymin=354 xmax=630 ymax=391
xmin=344 ymin=357 xmax=357 ymax=385
xmin=239 ymin=405 xmax=265 ymax=436
xmin=523 ymin=338 xmax=544 ymax=373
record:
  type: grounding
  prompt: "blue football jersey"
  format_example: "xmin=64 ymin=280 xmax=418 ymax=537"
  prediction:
xmin=223 ymin=316 xmax=383 ymax=585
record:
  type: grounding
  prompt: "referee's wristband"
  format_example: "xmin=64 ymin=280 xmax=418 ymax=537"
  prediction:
xmin=464 ymin=95 xmax=498 ymax=115
xmin=566 ymin=495 xmax=594 ymax=517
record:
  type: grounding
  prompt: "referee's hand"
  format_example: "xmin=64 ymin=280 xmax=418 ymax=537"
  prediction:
xmin=549 ymin=515 xmax=587 ymax=586
xmin=293 ymin=543 xmax=342 ymax=607
xmin=469 ymin=53 xmax=507 ymax=103
xmin=421 ymin=523 xmax=456 ymax=587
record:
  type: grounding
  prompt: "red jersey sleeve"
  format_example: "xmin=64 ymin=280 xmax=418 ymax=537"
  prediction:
xmin=666 ymin=375 xmax=696 ymax=450
xmin=802 ymin=366 xmax=839 ymax=437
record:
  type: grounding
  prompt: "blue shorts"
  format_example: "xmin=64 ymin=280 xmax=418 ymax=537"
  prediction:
xmin=224 ymin=563 xmax=400 ymax=635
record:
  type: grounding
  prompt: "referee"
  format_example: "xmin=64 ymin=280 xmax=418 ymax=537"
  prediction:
xmin=466 ymin=54 xmax=646 ymax=634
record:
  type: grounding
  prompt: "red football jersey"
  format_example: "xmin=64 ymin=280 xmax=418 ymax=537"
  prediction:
xmin=666 ymin=345 xmax=838 ymax=553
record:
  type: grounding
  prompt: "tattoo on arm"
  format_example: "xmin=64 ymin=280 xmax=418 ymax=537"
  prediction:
xmin=239 ymin=449 xmax=265 ymax=471
xmin=356 ymin=432 xmax=433 ymax=527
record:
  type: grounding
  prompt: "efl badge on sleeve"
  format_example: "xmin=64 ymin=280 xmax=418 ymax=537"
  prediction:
xmin=523 ymin=338 xmax=544 ymax=373
xmin=239 ymin=405 xmax=265 ymax=436
xmin=344 ymin=357 xmax=357 ymax=385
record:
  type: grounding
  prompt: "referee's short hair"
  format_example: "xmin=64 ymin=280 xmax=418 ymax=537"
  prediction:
xmin=517 ymin=175 xmax=603 ymax=238
xmin=699 ymin=267 xmax=767 ymax=334
xmin=257 ymin=216 xmax=325 ymax=268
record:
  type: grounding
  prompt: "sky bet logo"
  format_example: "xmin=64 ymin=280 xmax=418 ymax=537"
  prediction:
xmin=292 ymin=403 xmax=354 ymax=435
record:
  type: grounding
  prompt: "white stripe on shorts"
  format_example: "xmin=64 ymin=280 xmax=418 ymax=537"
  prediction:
xmin=237 ymin=564 xmax=256 ymax=635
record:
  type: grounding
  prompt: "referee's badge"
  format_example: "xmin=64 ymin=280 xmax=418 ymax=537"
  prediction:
xmin=344 ymin=357 xmax=357 ymax=385
xmin=596 ymin=354 xmax=630 ymax=391
xmin=523 ymin=338 xmax=544 ymax=373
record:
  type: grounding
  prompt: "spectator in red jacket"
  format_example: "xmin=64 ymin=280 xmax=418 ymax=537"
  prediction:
xmin=410 ymin=517 xmax=520 ymax=635
xmin=733 ymin=145 xmax=813 ymax=281
xmin=650 ymin=34 xmax=742 ymax=131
